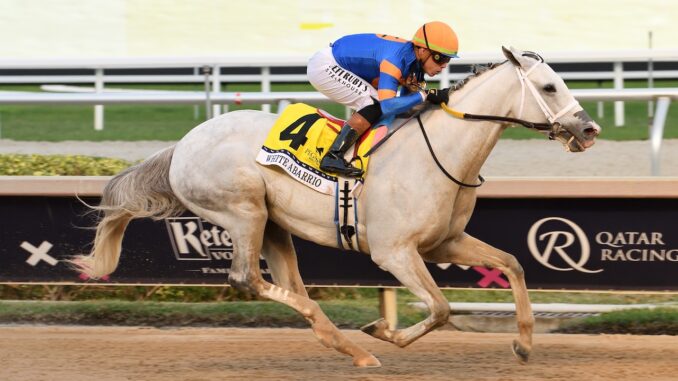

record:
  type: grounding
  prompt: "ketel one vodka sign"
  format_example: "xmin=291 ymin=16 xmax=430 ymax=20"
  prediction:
xmin=164 ymin=216 xmax=269 ymax=276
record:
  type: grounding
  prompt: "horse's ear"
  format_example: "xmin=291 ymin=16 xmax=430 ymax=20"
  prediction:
xmin=502 ymin=46 xmax=522 ymax=68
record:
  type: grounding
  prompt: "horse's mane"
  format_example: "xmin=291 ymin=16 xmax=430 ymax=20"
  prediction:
xmin=398 ymin=60 xmax=508 ymax=118
xmin=449 ymin=61 xmax=507 ymax=94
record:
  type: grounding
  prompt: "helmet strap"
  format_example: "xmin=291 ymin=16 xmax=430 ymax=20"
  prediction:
xmin=415 ymin=46 xmax=432 ymax=65
xmin=422 ymin=23 xmax=430 ymax=50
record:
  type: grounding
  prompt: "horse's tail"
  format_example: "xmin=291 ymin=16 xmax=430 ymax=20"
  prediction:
xmin=67 ymin=145 xmax=185 ymax=279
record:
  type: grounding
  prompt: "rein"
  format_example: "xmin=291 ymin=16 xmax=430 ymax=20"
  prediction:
xmin=440 ymin=103 xmax=552 ymax=131
xmin=416 ymin=115 xmax=485 ymax=188
xmin=363 ymin=109 xmax=484 ymax=187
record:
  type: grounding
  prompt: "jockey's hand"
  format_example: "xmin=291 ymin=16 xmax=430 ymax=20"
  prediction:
xmin=426 ymin=88 xmax=450 ymax=105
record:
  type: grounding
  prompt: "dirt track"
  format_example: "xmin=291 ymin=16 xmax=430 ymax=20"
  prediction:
xmin=1 ymin=326 xmax=676 ymax=381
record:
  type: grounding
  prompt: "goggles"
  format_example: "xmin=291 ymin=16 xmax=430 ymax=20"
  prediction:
xmin=430 ymin=51 xmax=451 ymax=65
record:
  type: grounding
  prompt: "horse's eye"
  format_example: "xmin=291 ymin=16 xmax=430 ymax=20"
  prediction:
xmin=543 ymin=84 xmax=556 ymax=93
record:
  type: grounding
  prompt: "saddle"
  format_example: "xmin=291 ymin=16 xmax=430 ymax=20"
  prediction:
xmin=256 ymin=103 xmax=392 ymax=251
xmin=256 ymin=103 xmax=389 ymax=196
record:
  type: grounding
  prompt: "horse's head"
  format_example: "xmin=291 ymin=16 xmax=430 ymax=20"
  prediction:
xmin=502 ymin=46 xmax=601 ymax=152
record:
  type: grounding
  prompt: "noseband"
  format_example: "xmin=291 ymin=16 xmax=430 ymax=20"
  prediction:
xmin=514 ymin=53 xmax=580 ymax=139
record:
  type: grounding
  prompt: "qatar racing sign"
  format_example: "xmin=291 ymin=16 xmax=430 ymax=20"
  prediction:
xmin=0 ymin=196 xmax=675 ymax=290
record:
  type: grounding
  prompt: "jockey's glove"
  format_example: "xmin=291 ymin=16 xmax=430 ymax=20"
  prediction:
xmin=426 ymin=88 xmax=450 ymax=105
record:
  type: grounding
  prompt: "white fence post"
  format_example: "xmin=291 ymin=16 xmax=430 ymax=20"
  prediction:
xmin=378 ymin=287 xmax=398 ymax=330
xmin=276 ymin=99 xmax=290 ymax=114
xmin=596 ymin=81 xmax=604 ymax=119
xmin=614 ymin=62 xmax=625 ymax=127
xmin=650 ymin=97 xmax=671 ymax=176
xmin=261 ymin=66 xmax=271 ymax=113
xmin=212 ymin=65 xmax=222 ymax=117
xmin=193 ymin=67 xmax=200 ymax=119
xmin=439 ymin=66 xmax=450 ymax=88
xmin=94 ymin=68 xmax=104 ymax=131
xmin=201 ymin=66 xmax=212 ymax=120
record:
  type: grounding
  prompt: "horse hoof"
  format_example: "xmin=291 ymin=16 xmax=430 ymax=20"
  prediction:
xmin=360 ymin=318 xmax=391 ymax=341
xmin=511 ymin=339 xmax=530 ymax=365
xmin=353 ymin=354 xmax=381 ymax=368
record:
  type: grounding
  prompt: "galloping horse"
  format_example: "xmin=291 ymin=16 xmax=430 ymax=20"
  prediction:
xmin=71 ymin=47 xmax=600 ymax=367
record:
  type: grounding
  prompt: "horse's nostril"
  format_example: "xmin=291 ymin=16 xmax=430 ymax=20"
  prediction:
xmin=585 ymin=126 xmax=600 ymax=137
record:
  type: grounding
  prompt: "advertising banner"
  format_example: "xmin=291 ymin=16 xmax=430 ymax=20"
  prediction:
xmin=1 ymin=196 xmax=676 ymax=290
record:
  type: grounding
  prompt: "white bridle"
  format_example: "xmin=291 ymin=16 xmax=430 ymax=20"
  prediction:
xmin=439 ymin=55 xmax=589 ymax=150
xmin=515 ymin=62 xmax=580 ymax=125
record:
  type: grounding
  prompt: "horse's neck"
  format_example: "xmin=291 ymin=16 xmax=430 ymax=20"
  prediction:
xmin=452 ymin=63 xmax=517 ymax=115
xmin=422 ymin=64 xmax=518 ymax=183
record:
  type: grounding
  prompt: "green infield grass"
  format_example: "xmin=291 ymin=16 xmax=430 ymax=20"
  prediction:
xmin=0 ymin=289 xmax=675 ymax=334
xmin=1 ymin=80 xmax=676 ymax=141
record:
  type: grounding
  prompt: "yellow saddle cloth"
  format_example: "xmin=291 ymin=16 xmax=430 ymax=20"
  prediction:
xmin=255 ymin=103 xmax=387 ymax=195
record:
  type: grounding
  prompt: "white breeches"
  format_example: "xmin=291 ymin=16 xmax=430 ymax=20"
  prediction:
xmin=307 ymin=47 xmax=378 ymax=111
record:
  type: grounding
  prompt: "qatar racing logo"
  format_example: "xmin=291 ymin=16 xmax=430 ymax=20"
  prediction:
xmin=527 ymin=217 xmax=602 ymax=274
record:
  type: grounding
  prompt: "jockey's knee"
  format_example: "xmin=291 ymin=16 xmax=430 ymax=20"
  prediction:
xmin=347 ymin=99 xmax=383 ymax=135
xmin=357 ymin=98 xmax=383 ymax=125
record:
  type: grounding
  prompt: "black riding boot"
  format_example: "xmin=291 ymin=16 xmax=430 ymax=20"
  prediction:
xmin=320 ymin=124 xmax=363 ymax=177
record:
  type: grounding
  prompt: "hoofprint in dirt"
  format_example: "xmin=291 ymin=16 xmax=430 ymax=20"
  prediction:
xmin=2 ymin=138 xmax=677 ymax=176
xmin=1 ymin=326 xmax=676 ymax=381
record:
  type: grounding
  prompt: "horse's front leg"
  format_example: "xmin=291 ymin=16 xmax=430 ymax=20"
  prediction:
xmin=362 ymin=245 xmax=450 ymax=348
xmin=423 ymin=233 xmax=534 ymax=364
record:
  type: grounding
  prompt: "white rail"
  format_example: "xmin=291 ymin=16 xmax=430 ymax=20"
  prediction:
xmin=2 ymin=49 xmax=678 ymax=127
xmin=2 ymin=71 xmax=678 ymax=85
xmin=0 ymin=88 xmax=674 ymax=175
xmin=409 ymin=302 xmax=668 ymax=313
xmin=2 ymin=88 xmax=678 ymax=104
xmin=0 ymin=91 xmax=326 ymax=105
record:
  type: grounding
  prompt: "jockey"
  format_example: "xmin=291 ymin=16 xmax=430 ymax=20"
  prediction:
xmin=307 ymin=21 xmax=459 ymax=177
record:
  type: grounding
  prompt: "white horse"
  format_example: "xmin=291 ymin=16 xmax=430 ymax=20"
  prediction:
xmin=71 ymin=47 xmax=600 ymax=368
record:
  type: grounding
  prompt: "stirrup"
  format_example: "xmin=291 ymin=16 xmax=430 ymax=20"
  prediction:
xmin=320 ymin=155 xmax=363 ymax=177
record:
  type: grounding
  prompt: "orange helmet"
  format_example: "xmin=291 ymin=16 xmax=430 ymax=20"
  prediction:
xmin=412 ymin=21 xmax=459 ymax=58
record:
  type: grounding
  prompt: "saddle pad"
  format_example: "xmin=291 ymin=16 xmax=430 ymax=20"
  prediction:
xmin=256 ymin=103 xmax=388 ymax=195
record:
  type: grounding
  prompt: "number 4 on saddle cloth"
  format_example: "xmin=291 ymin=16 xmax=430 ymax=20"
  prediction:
xmin=256 ymin=103 xmax=394 ymax=250
xmin=256 ymin=103 xmax=393 ymax=196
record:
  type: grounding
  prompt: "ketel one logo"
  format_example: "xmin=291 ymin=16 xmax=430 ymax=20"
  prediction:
xmin=165 ymin=217 xmax=233 ymax=261
xmin=527 ymin=217 xmax=602 ymax=274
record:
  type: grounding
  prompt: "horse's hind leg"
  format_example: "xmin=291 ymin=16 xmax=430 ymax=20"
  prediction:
xmin=362 ymin=245 xmax=451 ymax=348
xmin=261 ymin=220 xmax=308 ymax=297
xmin=197 ymin=208 xmax=380 ymax=367
xmin=423 ymin=233 xmax=534 ymax=364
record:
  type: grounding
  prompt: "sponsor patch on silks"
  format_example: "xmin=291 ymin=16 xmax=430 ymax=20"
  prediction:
xmin=256 ymin=103 xmax=388 ymax=196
